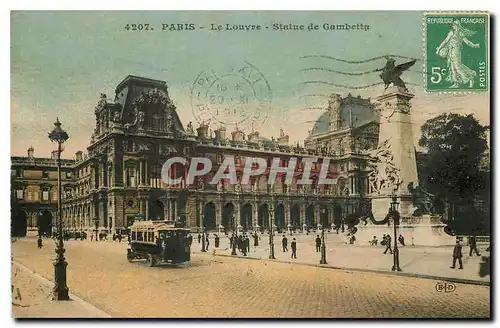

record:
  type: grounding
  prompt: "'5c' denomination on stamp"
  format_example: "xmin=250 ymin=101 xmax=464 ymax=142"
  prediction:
xmin=424 ymin=13 xmax=489 ymax=92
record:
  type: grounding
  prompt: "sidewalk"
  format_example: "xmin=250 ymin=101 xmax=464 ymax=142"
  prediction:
xmin=11 ymin=261 xmax=111 ymax=319
xmin=193 ymin=233 xmax=490 ymax=285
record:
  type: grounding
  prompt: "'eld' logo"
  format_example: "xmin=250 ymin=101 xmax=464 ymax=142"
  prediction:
xmin=435 ymin=281 xmax=456 ymax=293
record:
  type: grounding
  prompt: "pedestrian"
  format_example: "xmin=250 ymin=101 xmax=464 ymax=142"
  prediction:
xmin=253 ymin=232 xmax=259 ymax=247
xmin=214 ymin=234 xmax=220 ymax=248
xmin=37 ymin=236 xmax=43 ymax=249
xmin=91 ymin=234 xmax=94 ymax=242
xmin=118 ymin=234 xmax=122 ymax=243
xmin=205 ymin=235 xmax=210 ymax=250
xmin=282 ymin=235 xmax=288 ymax=252
xmin=291 ymin=238 xmax=297 ymax=259
xmin=383 ymin=235 xmax=393 ymax=254
xmin=315 ymin=235 xmax=321 ymax=252
xmin=197 ymin=233 xmax=201 ymax=244
xmin=370 ymin=236 xmax=378 ymax=246
xmin=398 ymin=234 xmax=405 ymax=246
xmin=229 ymin=235 xmax=234 ymax=248
xmin=450 ymin=240 xmax=463 ymax=269
xmin=245 ymin=235 xmax=250 ymax=253
xmin=469 ymin=235 xmax=481 ymax=256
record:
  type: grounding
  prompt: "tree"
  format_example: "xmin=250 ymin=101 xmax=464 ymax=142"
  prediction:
xmin=418 ymin=113 xmax=489 ymax=234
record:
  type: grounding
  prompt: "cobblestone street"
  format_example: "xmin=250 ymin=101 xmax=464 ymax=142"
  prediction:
xmin=11 ymin=238 xmax=490 ymax=318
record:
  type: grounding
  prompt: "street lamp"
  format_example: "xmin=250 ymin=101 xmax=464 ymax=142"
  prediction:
xmin=201 ymin=214 xmax=206 ymax=252
xmin=231 ymin=215 xmax=237 ymax=255
xmin=269 ymin=196 xmax=276 ymax=259
xmin=48 ymin=118 xmax=70 ymax=301
xmin=390 ymin=196 xmax=402 ymax=272
xmin=320 ymin=224 xmax=327 ymax=264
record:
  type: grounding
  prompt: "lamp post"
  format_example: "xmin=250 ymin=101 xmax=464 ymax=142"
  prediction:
xmin=390 ymin=196 xmax=402 ymax=272
xmin=48 ymin=118 xmax=69 ymax=301
xmin=269 ymin=195 xmax=276 ymax=259
xmin=320 ymin=224 xmax=327 ymax=265
xmin=231 ymin=215 xmax=237 ymax=255
xmin=201 ymin=214 xmax=206 ymax=252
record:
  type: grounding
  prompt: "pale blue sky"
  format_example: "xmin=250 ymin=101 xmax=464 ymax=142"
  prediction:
xmin=11 ymin=11 xmax=489 ymax=158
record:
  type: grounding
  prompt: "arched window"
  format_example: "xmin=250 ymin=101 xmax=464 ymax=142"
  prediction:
xmin=150 ymin=163 xmax=162 ymax=188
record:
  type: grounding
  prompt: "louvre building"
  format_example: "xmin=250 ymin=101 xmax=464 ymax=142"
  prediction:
xmin=11 ymin=75 xmax=380 ymax=237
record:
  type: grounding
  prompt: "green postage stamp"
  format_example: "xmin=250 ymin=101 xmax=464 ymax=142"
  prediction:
xmin=425 ymin=13 xmax=489 ymax=92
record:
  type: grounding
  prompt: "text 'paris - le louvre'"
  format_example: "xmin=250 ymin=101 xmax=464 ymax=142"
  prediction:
xmin=12 ymin=74 xmax=392 ymax=236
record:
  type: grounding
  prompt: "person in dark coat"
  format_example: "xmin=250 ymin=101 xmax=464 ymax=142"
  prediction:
xmin=253 ymin=232 xmax=259 ymax=247
xmin=383 ymin=235 xmax=393 ymax=254
xmin=37 ymin=236 xmax=43 ymax=249
xmin=469 ymin=235 xmax=481 ymax=256
xmin=214 ymin=234 xmax=220 ymax=248
xmin=197 ymin=233 xmax=201 ymax=244
xmin=245 ymin=236 xmax=250 ymax=252
xmin=290 ymin=238 xmax=297 ymax=259
xmin=229 ymin=235 xmax=234 ymax=249
xmin=451 ymin=240 xmax=463 ymax=269
xmin=398 ymin=234 xmax=405 ymax=246
xmin=282 ymin=235 xmax=288 ymax=252
xmin=315 ymin=235 xmax=321 ymax=252
xmin=205 ymin=235 xmax=210 ymax=250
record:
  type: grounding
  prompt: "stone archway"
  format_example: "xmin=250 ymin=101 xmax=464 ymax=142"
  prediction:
xmin=203 ymin=202 xmax=217 ymax=230
xmin=319 ymin=205 xmax=329 ymax=227
xmin=222 ymin=202 xmax=235 ymax=230
xmin=11 ymin=209 xmax=28 ymax=237
xmin=241 ymin=203 xmax=253 ymax=230
xmin=37 ymin=210 xmax=53 ymax=237
xmin=258 ymin=203 xmax=269 ymax=228
xmin=150 ymin=200 xmax=165 ymax=221
xmin=305 ymin=204 xmax=315 ymax=227
xmin=333 ymin=205 xmax=343 ymax=227
xmin=275 ymin=203 xmax=285 ymax=229
xmin=290 ymin=203 xmax=300 ymax=228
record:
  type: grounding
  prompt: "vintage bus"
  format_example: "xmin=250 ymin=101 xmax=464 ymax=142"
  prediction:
xmin=127 ymin=220 xmax=192 ymax=266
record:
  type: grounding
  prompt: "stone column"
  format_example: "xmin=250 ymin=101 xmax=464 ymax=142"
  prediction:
xmin=329 ymin=205 xmax=334 ymax=228
xmin=253 ymin=202 xmax=259 ymax=229
xmin=145 ymin=161 xmax=149 ymax=186
xmin=216 ymin=201 xmax=222 ymax=228
xmin=314 ymin=205 xmax=321 ymax=228
xmin=174 ymin=199 xmax=178 ymax=220
xmin=235 ymin=201 xmax=241 ymax=228
xmin=300 ymin=202 xmax=306 ymax=226
xmin=284 ymin=201 xmax=290 ymax=227
xmin=139 ymin=161 xmax=144 ymax=186
xmin=163 ymin=198 xmax=170 ymax=221
xmin=145 ymin=198 xmax=149 ymax=220
xmin=139 ymin=198 xmax=144 ymax=217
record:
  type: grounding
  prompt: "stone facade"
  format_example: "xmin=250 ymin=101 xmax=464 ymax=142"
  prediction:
xmin=11 ymin=76 xmax=380 ymax=236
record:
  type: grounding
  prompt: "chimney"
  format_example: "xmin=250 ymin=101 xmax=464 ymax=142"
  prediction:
xmin=27 ymin=146 xmax=34 ymax=159
xmin=75 ymin=151 xmax=83 ymax=162
xmin=328 ymin=93 xmax=342 ymax=131
xmin=214 ymin=126 xmax=226 ymax=141
xmin=231 ymin=125 xmax=245 ymax=142
xmin=196 ymin=122 xmax=209 ymax=140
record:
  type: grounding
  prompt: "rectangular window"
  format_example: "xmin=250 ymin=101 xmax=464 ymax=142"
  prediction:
xmin=16 ymin=170 xmax=23 ymax=178
xmin=16 ymin=190 xmax=23 ymax=199
xmin=42 ymin=191 xmax=49 ymax=201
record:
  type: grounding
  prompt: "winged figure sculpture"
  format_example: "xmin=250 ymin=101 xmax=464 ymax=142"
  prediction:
xmin=377 ymin=57 xmax=416 ymax=92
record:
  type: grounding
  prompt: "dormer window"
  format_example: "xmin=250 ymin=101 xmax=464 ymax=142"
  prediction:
xmin=42 ymin=170 xmax=49 ymax=179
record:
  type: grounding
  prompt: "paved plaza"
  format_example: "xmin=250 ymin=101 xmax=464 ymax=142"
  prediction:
xmin=196 ymin=232 xmax=490 ymax=283
xmin=12 ymin=237 xmax=490 ymax=318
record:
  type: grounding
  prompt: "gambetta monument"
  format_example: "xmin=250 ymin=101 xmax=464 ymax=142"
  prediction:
xmin=355 ymin=58 xmax=455 ymax=246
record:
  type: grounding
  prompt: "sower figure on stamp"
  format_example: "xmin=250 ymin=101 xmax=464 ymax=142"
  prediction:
xmin=290 ymin=238 xmax=297 ymax=259
xmin=282 ymin=235 xmax=288 ymax=252
xmin=468 ymin=235 xmax=481 ymax=256
xmin=451 ymin=240 xmax=464 ymax=269
xmin=315 ymin=235 xmax=321 ymax=252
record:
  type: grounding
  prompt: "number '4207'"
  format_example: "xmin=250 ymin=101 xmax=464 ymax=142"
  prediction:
xmin=124 ymin=24 xmax=153 ymax=31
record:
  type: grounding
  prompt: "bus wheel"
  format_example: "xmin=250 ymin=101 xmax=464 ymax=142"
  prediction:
xmin=147 ymin=254 xmax=156 ymax=267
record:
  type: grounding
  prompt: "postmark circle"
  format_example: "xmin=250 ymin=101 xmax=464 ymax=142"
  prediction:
xmin=191 ymin=62 xmax=272 ymax=132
